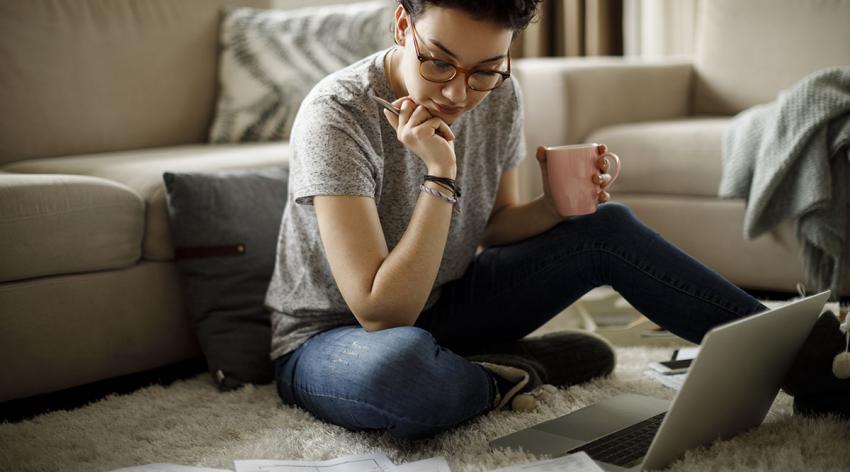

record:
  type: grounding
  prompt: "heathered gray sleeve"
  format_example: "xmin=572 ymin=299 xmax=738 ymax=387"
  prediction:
xmin=290 ymin=93 xmax=380 ymax=206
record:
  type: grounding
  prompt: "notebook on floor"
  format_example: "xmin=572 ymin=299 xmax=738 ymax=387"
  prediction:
xmin=490 ymin=291 xmax=830 ymax=471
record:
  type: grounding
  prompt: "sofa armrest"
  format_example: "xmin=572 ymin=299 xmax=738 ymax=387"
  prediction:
xmin=513 ymin=57 xmax=695 ymax=146
xmin=511 ymin=57 xmax=694 ymax=202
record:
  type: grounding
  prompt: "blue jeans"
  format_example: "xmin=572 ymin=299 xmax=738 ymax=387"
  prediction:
xmin=275 ymin=203 xmax=767 ymax=439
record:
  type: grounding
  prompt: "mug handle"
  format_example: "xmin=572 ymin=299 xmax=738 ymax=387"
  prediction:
xmin=601 ymin=152 xmax=621 ymax=185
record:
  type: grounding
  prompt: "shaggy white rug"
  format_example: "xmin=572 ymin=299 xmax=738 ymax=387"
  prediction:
xmin=2 ymin=346 xmax=849 ymax=472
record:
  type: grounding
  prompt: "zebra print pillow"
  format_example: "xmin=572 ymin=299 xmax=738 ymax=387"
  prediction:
xmin=209 ymin=2 xmax=394 ymax=143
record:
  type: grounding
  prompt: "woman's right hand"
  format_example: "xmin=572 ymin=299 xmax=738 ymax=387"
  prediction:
xmin=383 ymin=97 xmax=457 ymax=178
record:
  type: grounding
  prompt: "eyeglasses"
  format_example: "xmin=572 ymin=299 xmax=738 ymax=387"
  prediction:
xmin=407 ymin=14 xmax=511 ymax=92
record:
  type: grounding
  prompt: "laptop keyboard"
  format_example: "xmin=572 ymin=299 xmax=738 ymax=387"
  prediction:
xmin=568 ymin=412 xmax=667 ymax=467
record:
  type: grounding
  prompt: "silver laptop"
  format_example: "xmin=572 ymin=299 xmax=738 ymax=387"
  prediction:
xmin=490 ymin=290 xmax=830 ymax=471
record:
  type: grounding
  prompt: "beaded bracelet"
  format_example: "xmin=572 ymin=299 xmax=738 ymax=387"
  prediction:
xmin=420 ymin=184 xmax=461 ymax=214
xmin=429 ymin=180 xmax=456 ymax=196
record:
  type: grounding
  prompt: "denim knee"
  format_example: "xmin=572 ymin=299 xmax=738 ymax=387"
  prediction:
xmin=548 ymin=202 xmax=640 ymax=238
xmin=348 ymin=327 xmax=494 ymax=439
xmin=599 ymin=201 xmax=632 ymax=215
xmin=357 ymin=326 xmax=442 ymax=379
xmin=590 ymin=202 xmax=639 ymax=229
xmin=281 ymin=325 xmax=493 ymax=440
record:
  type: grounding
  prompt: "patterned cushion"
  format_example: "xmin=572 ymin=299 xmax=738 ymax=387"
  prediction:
xmin=209 ymin=1 xmax=394 ymax=143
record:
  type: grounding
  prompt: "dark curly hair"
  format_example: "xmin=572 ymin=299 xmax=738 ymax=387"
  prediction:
xmin=397 ymin=0 xmax=543 ymax=35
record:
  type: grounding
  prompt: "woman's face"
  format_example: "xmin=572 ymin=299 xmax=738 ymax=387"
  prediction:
xmin=392 ymin=6 xmax=513 ymax=125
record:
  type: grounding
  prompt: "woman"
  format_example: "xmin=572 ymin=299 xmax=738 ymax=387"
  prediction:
xmin=265 ymin=0 xmax=767 ymax=439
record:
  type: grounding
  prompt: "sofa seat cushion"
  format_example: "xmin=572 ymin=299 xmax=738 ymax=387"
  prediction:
xmin=0 ymin=173 xmax=144 ymax=282
xmin=586 ymin=117 xmax=730 ymax=198
xmin=2 ymin=143 xmax=290 ymax=261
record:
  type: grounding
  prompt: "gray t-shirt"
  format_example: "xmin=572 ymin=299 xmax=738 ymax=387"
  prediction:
xmin=266 ymin=48 xmax=526 ymax=359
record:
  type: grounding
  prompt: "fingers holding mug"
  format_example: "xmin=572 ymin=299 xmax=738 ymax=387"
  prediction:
xmin=595 ymin=145 xmax=610 ymax=172
xmin=543 ymin=143 xmax=622 ymax=217
xmin=536 ymin=145 xmax=547 ymax=163
xmin=596 ymin=156 xmax=609 ymax=173
xmin=593 ymin=173 xmax=613 ymax=188
xmin=598 ymin=151 xmax=621 ymax=186
xmin=593 ymin=144 xmax=620 ymax=200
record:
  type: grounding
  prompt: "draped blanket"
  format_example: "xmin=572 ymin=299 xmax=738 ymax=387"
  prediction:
xmin=720 ymin=67 xmax=850 ymax=298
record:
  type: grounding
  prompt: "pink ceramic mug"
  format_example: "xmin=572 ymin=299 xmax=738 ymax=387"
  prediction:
xmin=545 ymin=143 xmax=621 ymax=217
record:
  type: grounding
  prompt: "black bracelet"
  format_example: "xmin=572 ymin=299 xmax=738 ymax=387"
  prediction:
xmin=424 ymin=175 xmax=461 ymax=198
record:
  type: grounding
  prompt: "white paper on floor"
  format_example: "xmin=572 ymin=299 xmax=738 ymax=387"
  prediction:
xmin=643 ymin=370 xmax=687 ymax=390
xmin=108 ymin=465 xmax=231 ymax=472
xmin=488 ymin=452 xmax=603 ymax=472
xmin=110 ymin=454 xmax=452 ymax=472
xmin=396 ymin=456 xmax=451 ymax=472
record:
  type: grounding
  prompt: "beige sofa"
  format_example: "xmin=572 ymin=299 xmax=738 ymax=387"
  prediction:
xmin=1 ymin=0 xmax=848 ymax=403
xmin=0 ymin=0 xmax=358 ymax=403
xmin=514 ymin=0 xmax=850 ymax=297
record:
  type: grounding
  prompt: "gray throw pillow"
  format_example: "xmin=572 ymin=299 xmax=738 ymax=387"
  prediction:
xmin=163 ymin=167 xmax=288 ymax=391
xmin=208 ymin=1 xmax=394 ymax=143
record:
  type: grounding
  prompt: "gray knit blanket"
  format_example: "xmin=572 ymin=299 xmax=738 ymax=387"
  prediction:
xmin=719 ymin=67 xmax=850 ymax=299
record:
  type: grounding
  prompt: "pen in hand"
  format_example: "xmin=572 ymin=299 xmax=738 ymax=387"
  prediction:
xmin=372 ymin=93 xmax=455 ymax=142
xmin=370 ymin=94 xmax=400 ymax=116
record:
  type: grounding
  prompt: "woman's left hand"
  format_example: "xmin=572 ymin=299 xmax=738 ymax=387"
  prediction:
xmin=535 ymin=144 xmax=614 ymax=218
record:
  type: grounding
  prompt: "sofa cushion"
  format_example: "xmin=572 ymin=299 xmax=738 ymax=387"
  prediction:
xmin=586 ymin=117 xmax=730 ymax=198
xmin=1 ymin=143 xmax=290 ymax=261
xmin=0 ymin=174 xmax=144 ymax=282
xmin=693 ymin=0 xmax=850 ymax=115
xmin=208 ymin=1 xmax=393 ymax=143
xmin=163 ymin=168 xmax=288 ymax=390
